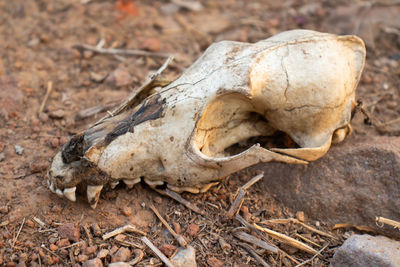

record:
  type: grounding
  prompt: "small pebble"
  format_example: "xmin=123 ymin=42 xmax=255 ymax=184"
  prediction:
xmin=0 ymin=205 xmax=9 ymax=214
xmin=58 ymin=223 xmax=80 ymax=242
xmin=159 ymin=244 xmax=176 ymax=257
xmin=154 ymin=196 xmax=163 ymax=204
xmin=48 ymin=237 xmax=58 ymax=244
xmin=56 ymin=239 xmax=70 ymax=248
xmin=49 ymin=244 xmax=58 ymax=251
xmin=77 ymin=254 xmax=89 ymax=263
xmin=91 ymin=223 xmax=102 ymax=237
xmin=49 ymin=109 xmax=65 ymax=119
xmin=84 ymin=245 xmax=98 ymax=255
xmin=38 ymin=113 xmax=49 ymax=122
xmin=121 ymin=206 xmax=132 ymax=216
xmin=173 ymin=222 xmax=182 ymax=235
xmin=59 ymin=136 xmax=69 ymax=146
xmin=97 ymin=249 xmax=109 ymax=259
xmin=50 ymin=138 xmax=59 ymax=148
xmin=114 ymin=234 xmax=126 ymax=242
xmin=207 ymin=257 xmax=223 ymax=267
xmin=82 ymin=258 xmax=103 ymax=267
xmin=171 ymin=246 xmax=197 ymax=267
xmin=186 ymin=223 xmax=200 ymax=238
xmin=296 ymin=211 xmax=305 ymax=222
xmin=111 ymin=247 xmax=131 ymax=263
xmin=140 ymin=38 xmax=161 ymax=52
xmin=14 ymin=145 xmax=24 ymax=155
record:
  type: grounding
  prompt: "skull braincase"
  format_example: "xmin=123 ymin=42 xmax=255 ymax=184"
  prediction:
xmin=48 ymin=29 xmax=365 ymax=207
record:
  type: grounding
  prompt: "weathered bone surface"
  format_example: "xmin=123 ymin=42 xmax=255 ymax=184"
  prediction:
xmin=47 ymin=30 xmax=365 ymax=208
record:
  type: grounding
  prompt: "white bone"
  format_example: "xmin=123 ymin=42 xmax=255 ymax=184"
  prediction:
xmin=87 ymin=185 xmax=103 ymax=209
xmin=56 ymin=189 xmax=63 ymax=197
xmin=47 ymin=30 xmax=366 ymax=206
xmin=110 ymin=181 xmax=119 ymax=189
xmin=63 ymin=187 xmax=76 ymax=202
xmin=123 ymin=178 xmax=141 ymax=189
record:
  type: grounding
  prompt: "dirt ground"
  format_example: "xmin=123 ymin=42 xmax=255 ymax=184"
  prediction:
xmin=0 ymin=0 xmax=399 ymax=266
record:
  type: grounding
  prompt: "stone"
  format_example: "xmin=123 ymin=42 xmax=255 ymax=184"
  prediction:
xmin=171 ymin=246 xmax=197 ymax=267
xmin=82 ymin=258 xmax=103 ymax=267
xmin=108 ymin=263 xmax=130 ymax=267
xmin=49 ymin=110 xmax=65 ymax=119
xmin=207 ymin=257 xmax=223 ymax=267
xmin=14 ymin=145 xmax=24 ymax=155
xmin=105 ymin=67 xmax=132 ymax=88
xmin=90 ymin=223 xmax=102 ymax=237
xmin=77 ymin=254 xmax=88 ymax=263
xmin=257 ymin=136 xmax=400 ymax=237
xmin=159 ymin=244 xmax=176 ymax=257
xmin=140 ymin=38 xmax=160 ymax=52
xmin=331 ymin=234 xmax=400 ymax=267
xmin=58 ymin=223 xmax=80 ymax=242
xmin=97 ymin=249 xmax=109 ymax=259
xmin=111 ymin=247 xmax=131 ymax=263
xmin=186 ymin=224 xmax=199 ymax=238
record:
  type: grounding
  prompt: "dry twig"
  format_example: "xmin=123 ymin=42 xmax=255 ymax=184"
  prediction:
xmin=156 ymin=188 xmax=204 ymax=215
xmin=239 ymin=242 xmax=270 ymax=267
xmin=376 ymin=216 xmax=400 ymax=230
xmin=129 ymin=249 xmax=145 ymax=265
xmin=227 ymin=172 xmax=264 ymax=219
xmin=83 ymin=224 xmax=93 ymax=246
xmin=102 ymin=224 xmax=146 ymax=240
xmin=150 ymin=204 xmax=188 ymax=248
xmin=72 ymin=43 xmax=170 ymax=58
xmin=233 ymin=230 xmax=277 ymax=254
xmin=33 ymin=217 xmax=46 ymax=227
xmin=294 ymin=233 xmax=321 ymax=248
xmin=294 ymin=242 xmax=330 ymax=267
xmin=38 ymin=81 xmax=53 ymax=115
xmin=254 ymin=223 xmax=318 ymax=255
xmin=262 ymin=218 xmax=336 ymax=239
xmin=12 ymin=217 xmax=25 ymax=248
xmin=141 ymin=236 xmax=175 ymax=267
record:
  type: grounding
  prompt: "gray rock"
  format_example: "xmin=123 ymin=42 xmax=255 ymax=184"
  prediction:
xmin=14 ymin=145 xmax=24 ymax=155
xmin=82 ymin=258 xmax=103 ymax=267
xmin=332 ymin=234 xmax=400 ymax=267
xmin=171 ymin=245 xmax=197 ymax=267
xmin=254 ymin=136 xmax=400 ymax=237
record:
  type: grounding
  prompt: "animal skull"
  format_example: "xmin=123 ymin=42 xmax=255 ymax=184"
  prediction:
xmin=48 ymin=30 xmax=365 ymax=208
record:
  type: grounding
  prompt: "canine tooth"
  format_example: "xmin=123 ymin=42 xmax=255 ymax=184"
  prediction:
xmin=87 ymin=185 xmax=103 ymax=209
xmin=110 ymin=181 xmax=119 ymax=189
xmin=144 ymin=178 xmax=164 ymax=188
xmin=49 ymin=181 xmax=56 ymax=193
xmin=63 ymin=187 xmax=76 ymax=202
xmin=123 ymin=178 xmax=140 ymax=189
xmin=56 ymin=189 xmax=64 ymax=197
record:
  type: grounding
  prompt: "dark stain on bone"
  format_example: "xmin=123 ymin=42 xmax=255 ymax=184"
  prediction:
xmin=105 ymin=94 xmax=165 ymax=144
xmin=61 ymin=134 xmax=87 ymax=164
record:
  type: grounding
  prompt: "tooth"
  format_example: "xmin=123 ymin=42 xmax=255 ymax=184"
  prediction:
xmin=49 ymin=182 xmax=56 ymax=193
xmin=110 ymin=181 xmax=119 ymax=189
xmin=56 ymin=189 xmax=64 ymax=197
xmin=123 ymin=178 xmax=141 ymax=189
xmin=63 ymin=187 xmax=76 ymax=202
xmin=144 ymin=178 xmax=164 ymax=188
xmin=87 ymin=185 xmax=103 ymax=209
